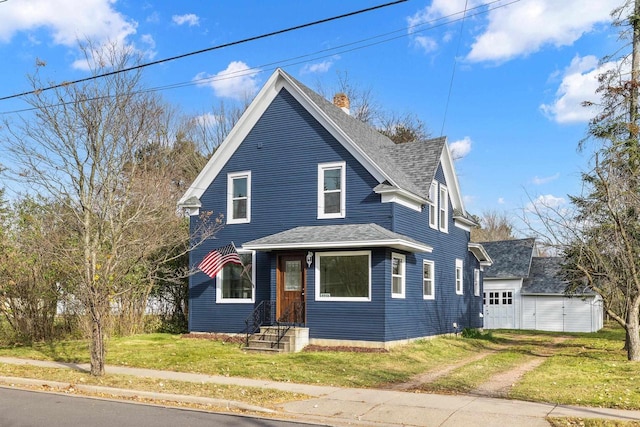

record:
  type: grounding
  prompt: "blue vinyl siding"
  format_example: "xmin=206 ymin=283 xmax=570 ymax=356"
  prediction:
xmin=384 ymin=165 xmax=483 ymax=340
xmin=305 ymin=248 xmax=386 ymax=341
xmin=189 ymin=87 xmax=482 ymax=342
xmin=189 ymin=88 xmax=392 ymax=334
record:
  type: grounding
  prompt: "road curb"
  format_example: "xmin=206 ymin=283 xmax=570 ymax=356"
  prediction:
xmin=0 ymin=376 xmax=276 ymax=414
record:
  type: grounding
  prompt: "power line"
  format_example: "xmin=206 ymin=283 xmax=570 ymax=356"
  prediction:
xmin=0 ymin=0 xmax=521 ymax=115
xmin=0 ymin=0 xmax=407 ymax=102
xmin=440 ymin=0 xmax=470 ymax=137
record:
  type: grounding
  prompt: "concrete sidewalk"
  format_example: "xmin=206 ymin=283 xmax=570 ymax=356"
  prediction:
xmin=1 ymin=356 xmax=639 ymax=427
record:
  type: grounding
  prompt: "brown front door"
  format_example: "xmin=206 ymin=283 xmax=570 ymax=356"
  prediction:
xmin=277 ymin=254 xmax=306 ymax=324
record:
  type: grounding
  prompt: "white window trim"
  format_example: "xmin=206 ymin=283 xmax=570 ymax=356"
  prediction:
xmin=439 ymin=185 xmax=449 ymax=233
xmin=423 ymin=260 xmax=435 ymax=300
xmin=428 ymin=181 xmax=438 ymax=229
xmin=455 ymin=258 xmax=464 ymax=295
xmin=216 ymin=250 xmax=255 ymax=304
xmin=315 ymin=250 xmax=371 ymax=302
xmin=317 ymin=161 xmax=346 ymax=219
xmin=391 ymin=253 xmax=406 ymax=299
xmin=474 ymin=268 xmax=480 ymax=297
xmin=226 ymin=171 xmax=251 ymax=224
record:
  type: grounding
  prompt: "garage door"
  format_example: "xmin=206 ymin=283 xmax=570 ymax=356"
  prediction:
xmin=522 ymin=296 xmax=600 ymax=332
xmin=483 ymin=290 xmax=515 ymax=329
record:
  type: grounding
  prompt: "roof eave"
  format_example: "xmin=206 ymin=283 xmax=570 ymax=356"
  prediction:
xmin=468 ymin=242 xmax=493 ymax=266
xmin=242 ymin=239 xmax=433 ymax=253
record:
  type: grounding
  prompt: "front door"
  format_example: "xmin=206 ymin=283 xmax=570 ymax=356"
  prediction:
xmin=277 ymin=254 xmax=306 ymax=324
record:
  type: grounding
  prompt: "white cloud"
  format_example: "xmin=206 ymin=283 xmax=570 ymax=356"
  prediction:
xmin=140 ymin=34 xmax=157 ymax=60
xmin=532 ymin=173 xmax=560 ymax=185
xmin=195 ymin=113 xmax=222 ymax=127
xmin=0 ymin=0 xmax=136 ymax=47
xmin=497 ymin=197 xmax=505 ymax=205
xmin=526 ymin=194 xmax=566 ymax=212
xmin=301 ymin=60 xmax=334 ymax=74
xmin=407 ymin=1 xmax=617 ymax=63
xmin=449 ymin=136 xmax=472 ymax=160
xmin=466 ymin=0 xmax=618 ymax=63
xmin=540 ymin=55 xmax=619 ymax=124
xmin=194 ymin=61 xmax=260 ymax=101
xmin=406 ymin=0 xmax=472 ymax=53
xmin=172 ymin=14 xmax=200 ymax=27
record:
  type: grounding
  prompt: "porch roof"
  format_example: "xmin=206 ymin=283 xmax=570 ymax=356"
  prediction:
xmin=241 ymin=223 xmax=433 ymax=253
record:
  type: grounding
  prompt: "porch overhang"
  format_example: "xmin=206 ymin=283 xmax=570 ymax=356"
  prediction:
xmin=242 ymin=223 xmax=433 ymax=253
xmin=468 ymin=242 xmax=493 ymax=267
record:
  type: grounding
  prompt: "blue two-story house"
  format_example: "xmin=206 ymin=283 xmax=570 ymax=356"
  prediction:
xmin=178 ymin=68 xmax=492 ymax=349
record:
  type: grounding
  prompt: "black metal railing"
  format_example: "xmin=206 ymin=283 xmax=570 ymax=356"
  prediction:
xmin=244 ymin=300 xmax=305 ymax=349
xmin=244 ymin=300 xmax=274 ymax=346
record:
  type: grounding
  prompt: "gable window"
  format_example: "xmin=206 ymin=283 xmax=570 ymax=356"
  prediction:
xmin=227 ymin=171 xmax=251 ymax=224
xmin=391 ymin=253 xmax=406 ymax=299
xmin=423 ymin=260 xmax=435 ymax=300
xmin=474 ymin=268 xmax=480 ymax=297
xmin=217 ymin=251 xmax=254 ymax=303
xmin=428 ymin=181 xmax=438 ymax=229
xmin=439 ymin=185 xmax=449 ymax=232
xmin=318 ymin=162 xmax=346 ymax=219
xmin=455 ymin=259 xmax=463 ymax=295
xmin=316 ymin=251 xmax=370 ymax=301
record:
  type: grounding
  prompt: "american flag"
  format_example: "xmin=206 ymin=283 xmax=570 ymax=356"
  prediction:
xmin=198 ymin=243 xmax=242 ymax=278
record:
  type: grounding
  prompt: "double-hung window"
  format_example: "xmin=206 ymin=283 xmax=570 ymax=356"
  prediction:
xmin=439 ymin=185 xmax=448 ymax=232
xmin=428 ymin=181 xmax=438 ymax=229
xmin=318 ymin=162 xmax=346 ymax=219
xmin=316 ymin=251 xmax=370 ymax=301
xmin=455 ymin=259 xmax=463 ymax=295
xmin=391 ymin=253 xmax=405 ymax=298
xmin=423 ymin=260 xmax=435 ymax=300
xmin=474 ymin=268 xmax=480 ymax=297
xmin=227 ymin=171 xmax=251 ymax=224
xmin=217 ymin=251 xmax=255 ymax=303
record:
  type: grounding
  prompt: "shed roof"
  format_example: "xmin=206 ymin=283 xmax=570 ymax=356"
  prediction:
xmin=481 ymin=238 xmax=535 ymax=279
xmin=522 ymin=257 xmax=595 ymax=295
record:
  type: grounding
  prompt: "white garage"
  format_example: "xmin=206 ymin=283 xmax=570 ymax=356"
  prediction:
xmin=481 ymin=239 xmax=603 ymax=333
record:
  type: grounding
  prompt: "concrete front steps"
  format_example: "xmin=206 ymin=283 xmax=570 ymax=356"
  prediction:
xmin=245 ymin=326 xmax=309 ymax=353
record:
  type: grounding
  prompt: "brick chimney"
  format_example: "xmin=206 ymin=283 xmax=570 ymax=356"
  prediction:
xmin=333 ymin=93 xmax=350 ymax=115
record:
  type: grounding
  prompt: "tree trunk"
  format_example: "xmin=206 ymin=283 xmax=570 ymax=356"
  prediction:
xmin=90 ymin=314 xmax=105 ymax=376
xmin=626 ymin=306 xmax=640 ymax=361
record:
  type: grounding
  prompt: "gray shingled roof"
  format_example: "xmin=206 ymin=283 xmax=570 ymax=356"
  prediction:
xmin=242 ymin=223 xmax=432 ymax=253
xmin=481 ymin=238 xmax=535 ymax=278
xmin=522 ymin=257 xmax=594 ymax=295
xmin=286 ymin=72 xmax=441 ymax=200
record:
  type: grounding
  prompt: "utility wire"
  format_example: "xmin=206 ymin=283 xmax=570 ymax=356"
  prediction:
xmin=440 ymin=0 xmax=470 ymax=137
xmin=0 ymin=0 xmax=406 ymax=102
xmin=0 ymin=0 xmax=521 ymax=115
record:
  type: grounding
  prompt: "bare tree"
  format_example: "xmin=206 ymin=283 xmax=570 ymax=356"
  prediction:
xmin=316 ymin=70 xmax=431 ymax=143
xmin=524 ymin=0 xmax=640 ymax=360
xmin=0 ymin=41 xmax=218 ymax=375
xmin=470 ymin=210 xmax=517 ymax=243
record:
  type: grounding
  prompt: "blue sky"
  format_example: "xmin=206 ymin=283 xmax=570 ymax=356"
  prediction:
xmin=0 ymin=0 xmax=624 ymax=233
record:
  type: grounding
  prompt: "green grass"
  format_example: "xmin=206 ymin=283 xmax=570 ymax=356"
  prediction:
xmin=510 ymin=327 xmax=640 ymax=410
xmin=0 ymin=333 xmax=496 ymax=388
xmin=0 ymin=363 xmax=304 ymax=409
xmin=1 ymin=324 xmax=640 ymax=411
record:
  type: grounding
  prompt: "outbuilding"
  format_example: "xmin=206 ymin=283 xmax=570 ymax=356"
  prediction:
xmin=481 ymin=238 xmax=603 ymax=333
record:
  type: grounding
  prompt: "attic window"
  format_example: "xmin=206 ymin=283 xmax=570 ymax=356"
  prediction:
xmin=428 ymin=181 xmax=438 ymax=229
xmin=439 ymin=185 xmax=449 ymax=233
xmin=318 ymin=162 xmax=346 ymax=219
xmin=227 ymin=171 xmax=251 ymax=224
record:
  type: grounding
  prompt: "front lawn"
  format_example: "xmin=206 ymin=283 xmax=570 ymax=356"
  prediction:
xmin=1 ymin=324 xmax=639 ymax=410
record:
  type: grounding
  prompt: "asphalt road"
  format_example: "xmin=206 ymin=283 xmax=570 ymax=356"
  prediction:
xmin=0 ymin=387 xmax=320 ymax=427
